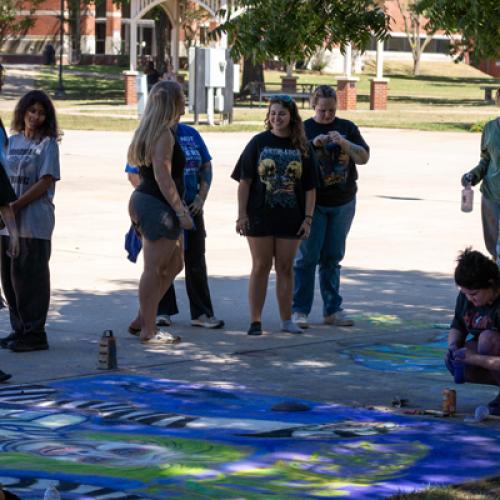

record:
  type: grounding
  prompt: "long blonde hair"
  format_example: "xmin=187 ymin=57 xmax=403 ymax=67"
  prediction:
xmin=128 ymin=80 xmax=184 ymax=166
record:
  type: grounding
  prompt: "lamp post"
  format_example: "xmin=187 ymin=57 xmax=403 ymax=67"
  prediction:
xmin=54 ymin=0 xmax=65 ymax=98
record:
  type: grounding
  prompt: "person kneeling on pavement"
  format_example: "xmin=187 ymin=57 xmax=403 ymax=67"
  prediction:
xmin=446 ymin=248 xmax=500 ymax=415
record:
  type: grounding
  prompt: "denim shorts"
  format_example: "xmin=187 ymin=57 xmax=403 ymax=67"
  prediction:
xmin=129 ymin=191 xmax=180 ymax=241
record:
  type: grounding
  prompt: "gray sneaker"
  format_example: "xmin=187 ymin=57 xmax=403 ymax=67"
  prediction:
xmin=156 ymin=315 xmax=171 ymax=327
xmin=324 ymin=311 xmax=354 ymax=327
xmin=191 ymin=314 xmax=225 ymax=329
xmin=292 ymin=312 xmax=309 ymax=329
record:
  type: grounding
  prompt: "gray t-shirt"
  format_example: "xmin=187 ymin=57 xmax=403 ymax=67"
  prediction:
xmin=0 ymin=133 xmax=60 ymax=239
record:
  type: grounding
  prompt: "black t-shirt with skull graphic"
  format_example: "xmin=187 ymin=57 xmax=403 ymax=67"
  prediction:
xmin=304 ymin=117 xmax=369 ymax=207
xmin=231 ymin=131 xmax=317 ymax=223
xmin=231 ymin=130 xmax=318 ymax=237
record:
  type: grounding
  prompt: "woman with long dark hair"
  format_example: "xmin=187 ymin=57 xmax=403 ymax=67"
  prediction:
xmin=232 ymin=95 xmax=317 ymax=336
xmin=0 ymin=89 xmax=61 ymax=352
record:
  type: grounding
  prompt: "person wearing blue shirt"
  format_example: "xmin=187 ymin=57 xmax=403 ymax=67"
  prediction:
xmin=126 ymin=123 xmax=224 ymax=329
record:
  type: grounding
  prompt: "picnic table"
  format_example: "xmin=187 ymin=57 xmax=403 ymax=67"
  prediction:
xmin=259 ymin=83 xmax=314 ymax=108
xmin=242 ymin=81 xmax=315 ymax=108
xmin=479 ymin=84 xmax=499 ymax=102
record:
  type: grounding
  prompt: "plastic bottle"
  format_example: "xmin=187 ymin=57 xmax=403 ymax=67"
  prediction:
xmin=43 ymin=484 xmax=61 ymax=500
xmin=461 ymin=184 xmax=474 ymax=212
xmin=464 ymin=405 xmax=489 ymax=423
xmin=474 ymin=405 xmax=490 ymax=421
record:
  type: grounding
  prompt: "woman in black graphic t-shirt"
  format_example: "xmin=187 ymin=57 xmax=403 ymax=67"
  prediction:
xmin=232 ymin=95 xmax=317 ymax=336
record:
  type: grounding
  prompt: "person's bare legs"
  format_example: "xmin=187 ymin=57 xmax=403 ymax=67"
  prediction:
xmin=275 ymin=238 xmax=300 ymax=321
xmin=247 ymin=236 xmax=273 ymax=323
xmin=138 ymin=237 xmax=183 ymax=341
xmin=130 ymin=243 xmax=183 ymax=332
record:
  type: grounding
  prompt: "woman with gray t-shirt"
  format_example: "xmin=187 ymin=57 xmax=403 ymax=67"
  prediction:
xmin=0 ymin=90 xmax=61 ymax=353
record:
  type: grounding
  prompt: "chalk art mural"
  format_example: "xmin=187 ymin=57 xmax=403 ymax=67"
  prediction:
xmin=0 ymin=375 xmax=499 ymax=499
xmin=340 ymin=332 xmax=449 ymax=374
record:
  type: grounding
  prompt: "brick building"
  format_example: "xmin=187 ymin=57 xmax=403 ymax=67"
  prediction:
xmin=1 ymin=0 xmax=497 ymax=76
xmin=0 ymin=0 xmax=225 ymax=70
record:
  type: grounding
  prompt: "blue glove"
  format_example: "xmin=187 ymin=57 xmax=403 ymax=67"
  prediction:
xmin=444 ymin=348 xmax=455 ymax=376
xmin=452 ymin=348 xmax=466 ymax=384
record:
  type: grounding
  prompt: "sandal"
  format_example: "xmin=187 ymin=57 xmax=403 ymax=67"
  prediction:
xmin=128 ymin=325 xmax=141 ymax=336
xmin=140 ymin=331 xmax=181 ymax=345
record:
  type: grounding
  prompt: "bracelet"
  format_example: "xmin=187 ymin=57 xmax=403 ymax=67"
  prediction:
xmin=176 ymin=211 xmax=189 ymax=218
xmin=305 ymin=215 xmax=313 ymax=220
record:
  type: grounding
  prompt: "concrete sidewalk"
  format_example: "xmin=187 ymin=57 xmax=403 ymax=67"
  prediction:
xmin=0 ymin=127 xmax=496 ymax=421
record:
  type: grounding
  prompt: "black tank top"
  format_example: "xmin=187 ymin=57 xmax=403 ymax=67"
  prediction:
xmin=136 ymin=133 xmax=185 ymax=204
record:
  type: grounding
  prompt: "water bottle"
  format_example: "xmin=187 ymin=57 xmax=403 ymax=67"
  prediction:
xmin=464 ymin=405 xmax=489 ymax=423
xmin=43 ymin=484 xmax=61 ymax=500
xmin=474 ymin=405 xmax=490 ymax=421
xmin=461 ymin=184 xmax=474 ymax=212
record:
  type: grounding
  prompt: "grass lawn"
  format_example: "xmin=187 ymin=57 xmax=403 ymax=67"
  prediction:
xmin=28 ymin=60 xmax=498 ymax=133
xmin=389 ymin=476 xmax=500 ymax=499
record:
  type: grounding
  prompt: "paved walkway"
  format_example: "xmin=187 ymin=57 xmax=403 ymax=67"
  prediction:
xmin=0 ymin=126 xmax=496 ymax=424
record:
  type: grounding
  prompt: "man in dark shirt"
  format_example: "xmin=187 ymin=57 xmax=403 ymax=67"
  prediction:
xmin=447 ymin=248 xmax=500 ymax=414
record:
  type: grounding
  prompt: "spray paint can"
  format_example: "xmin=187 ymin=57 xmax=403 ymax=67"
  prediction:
xmin=98 ymin=330 xmax=117 ymax=370
xmin=442 ymin=388 xmax=457 ymax=415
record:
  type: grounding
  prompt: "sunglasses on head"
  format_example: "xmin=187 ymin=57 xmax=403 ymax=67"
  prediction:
xmin=269 ymin=94 xmax=293 ymax=104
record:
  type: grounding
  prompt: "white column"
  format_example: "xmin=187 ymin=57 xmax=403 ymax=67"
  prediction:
xmin=207 ymin=87 xmax=215 ymax=125
xmin=171 ymin=23 xmax=179 ymax=72
xmin=344 ymin=42 xmax=352 ymax=78
xmin=376 ymin=39 xmax=384 ymax=79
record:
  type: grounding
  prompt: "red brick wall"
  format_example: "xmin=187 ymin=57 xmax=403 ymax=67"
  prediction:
xmin=337 ymin=79 xmax=357 ymax=111
xmin=370 ymin=80 xmax=388 ymax=110
xmin=479 ymin=59 xmax=500 ymax=78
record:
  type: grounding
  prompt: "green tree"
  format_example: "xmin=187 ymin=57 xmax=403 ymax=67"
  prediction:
xmin=396 ymin=0 xmax=436 ymax=76
xmin=416 ymin=0 xmax=500 ymax=63
xmin=0 ymin=0 xmax=43 ymax=48
xmin=213 ymin=0 xmax=389 ymax=73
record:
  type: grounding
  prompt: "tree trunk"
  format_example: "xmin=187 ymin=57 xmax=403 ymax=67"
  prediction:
xmin=68 ymin=0 xmax=81 ymax=63
xmin=241 ymin=58 xmax=264 ymax=94
xmin=413 ymin=56 xmax=421 ymax=76
xmin=154 ymin=7 xmax=168 ymax=71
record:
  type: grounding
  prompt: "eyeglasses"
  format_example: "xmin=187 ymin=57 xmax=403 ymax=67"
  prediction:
xmin=269 ymin=94 xmax=293 ymax=104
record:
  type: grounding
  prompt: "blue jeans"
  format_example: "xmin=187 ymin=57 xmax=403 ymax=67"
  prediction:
xmin=293 ymin=199 xmax=356 ymax=317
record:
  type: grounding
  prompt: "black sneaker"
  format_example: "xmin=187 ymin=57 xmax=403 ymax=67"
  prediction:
xmin=9 ymin=334 xmax=49 ymax=352
xmin=0 ymin=332 xmax=20 ymax=349
xmin=247 ymin=321 xmax=263 ymax=336
xmin=0 ymin=370 xmax=12 ymax=382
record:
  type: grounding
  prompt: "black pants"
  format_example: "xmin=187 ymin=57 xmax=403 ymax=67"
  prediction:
xmin=0 ymin=236 xmax=51 ymax=336
xmin=158 ymin=212 xmax=214 ymax=319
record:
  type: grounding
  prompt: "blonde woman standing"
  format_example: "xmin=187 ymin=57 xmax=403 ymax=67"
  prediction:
xmin=128 ymin=81 xmax=193 ymax=344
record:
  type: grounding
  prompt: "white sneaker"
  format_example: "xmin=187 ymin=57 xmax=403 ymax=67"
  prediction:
xmin=292 ymin=312 xmax=309 ymax=329
xmin=324 ymin=311 xmax=354 ymax=327
xmin=156 ymin=315 xmax=171 ymax=327
xmin=191 ymin=314 xmax=225 ymax=329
